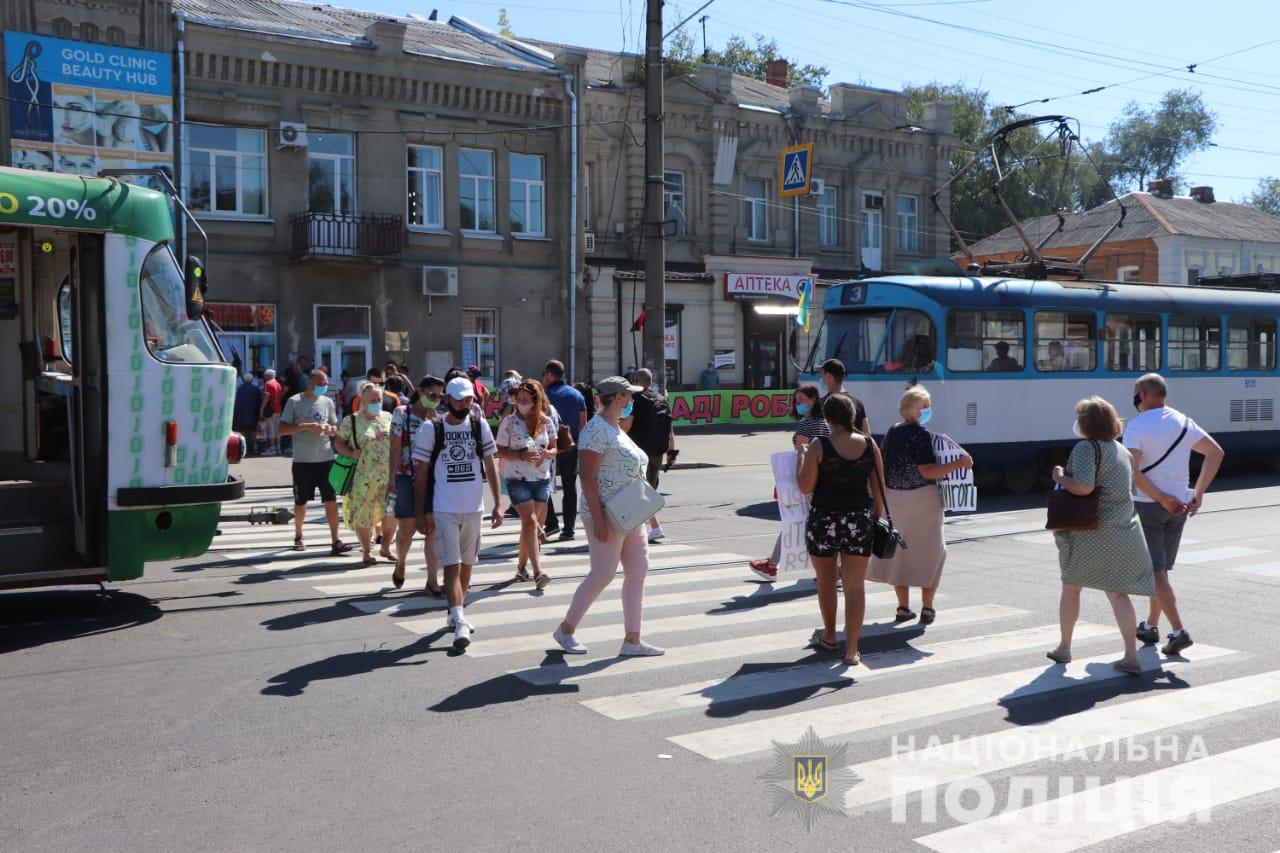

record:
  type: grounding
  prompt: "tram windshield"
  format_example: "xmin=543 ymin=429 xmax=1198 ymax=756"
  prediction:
xmin=139 ymin=243 xmax=222 ymax=364
xmin=807 ymin=309 xmax=936 ymax=374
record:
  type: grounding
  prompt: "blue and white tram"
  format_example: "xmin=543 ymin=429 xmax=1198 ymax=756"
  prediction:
xmin=799 ymin=275 xmax=1280 ymax=491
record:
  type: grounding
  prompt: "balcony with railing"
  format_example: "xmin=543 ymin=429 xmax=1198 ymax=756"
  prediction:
xmin=289 ymin=211 xmax=403 ymax=262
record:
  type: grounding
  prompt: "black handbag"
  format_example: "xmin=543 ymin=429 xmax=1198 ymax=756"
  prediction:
xmin=869 ymin=437 xmax=908 ymax=559
xmin=1045 ymin=440 xmax=1101 ymax=532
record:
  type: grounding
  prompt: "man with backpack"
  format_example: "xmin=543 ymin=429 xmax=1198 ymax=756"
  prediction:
xmin=623 ymin=368 xmax=677 ymax=543
xmin=412 ymin=376 xmax=503 ymax=651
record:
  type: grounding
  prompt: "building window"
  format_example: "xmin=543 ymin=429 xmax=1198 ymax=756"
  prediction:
xmin=664 ymin=171 xmax=686 ymax=216
xmin=1116 ymin=265 xmax=1141 ymax=282
xmin=52 ymin=18 xmax=72 ymax=37
xmin=106 ymin=26 xmax=126 ymax=46
xmin=79 ymin=23 xmax=99 ymax=42
xmin=744 ymin=177 xmax=768 ymax=242
xmin=897 ymin=195 xmax=919 ymax=253
xmin=1034 ymin=311 xmax=1096 ymax=372
xmin=1168 ymin=315 xmax=1220 ymax=372
xmin=1215 ymin=252 xmax=1236 ymax=276
xmin=583 ymin=163 xmax=592 ymax=227
xmin=1104 ymin=313 xmax=1161 ymax=372
xmin=462 ymin=308 xmax=498 ymax=384
xmin=459 ymin=148 xmax=496 ymax=233
xmin=861 ymin=192 xmax=884 ymax=253
xmin=510 ymin=153 xmax=545 ymax=236
xmin=1228 ymin=317 xmax=1277 ymax=371
xmin=1253 ymin=254 xmax=1278 ymax=273
xmin=208 ymin=303 xmax=277 ymax=373
xmin=817 ymin=186 xmax=838 ymax=246
xmin=307 ymin=132 xmax=355 ymax=214
xmin=186 ymin=125 xmax=267 ymax=216
xmin=406 ymin=145 xmax=443 ymax=229
xmin=946 ymin=309 xmax=1025 ymax=372
xmin=1186 ymin=267 xmax=1201 ymax=286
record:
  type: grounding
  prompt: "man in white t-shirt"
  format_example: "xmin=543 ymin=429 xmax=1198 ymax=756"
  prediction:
xmin=412 ymin=377 xmax=503 ymax=651
xmin=1124 ymin=373 xmax=1225 ymax=657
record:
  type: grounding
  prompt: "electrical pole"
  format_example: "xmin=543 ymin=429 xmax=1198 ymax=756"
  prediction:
xmin=642 ymin=0 xmax=666 ymax=389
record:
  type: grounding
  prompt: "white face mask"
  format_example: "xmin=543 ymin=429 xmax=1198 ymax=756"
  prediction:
xmin=1072 ymin=420 xmax=1085 ymax=438
xmin=517 ymin=402 xmax=533 ymax=416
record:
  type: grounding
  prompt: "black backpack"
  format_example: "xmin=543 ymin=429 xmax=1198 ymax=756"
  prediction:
xmin=636 ymin=389 xmax=673 ymax=455
xmin=424 ymin=415 xmax=487 ymax=508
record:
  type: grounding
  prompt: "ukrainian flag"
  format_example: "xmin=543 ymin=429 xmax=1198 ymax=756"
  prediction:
xmin=796 ymin=278 xmax=812 ymax=332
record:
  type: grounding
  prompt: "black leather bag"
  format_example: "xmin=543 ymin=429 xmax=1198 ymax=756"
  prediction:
xmin=869 ymin=437 xmax=908 ymax=559
xmin=1045 ymin=440 xmax=1102 ymax=532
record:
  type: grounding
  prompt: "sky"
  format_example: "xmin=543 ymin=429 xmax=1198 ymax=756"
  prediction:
xmin=354 ymin=0 xmax=1278 ymax=203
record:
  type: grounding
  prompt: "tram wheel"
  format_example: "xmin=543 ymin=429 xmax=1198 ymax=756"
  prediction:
xmin=1003 ymin=466 xmax=1038 ymax=494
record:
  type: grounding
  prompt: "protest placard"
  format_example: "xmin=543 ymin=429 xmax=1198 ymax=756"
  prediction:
xmin=771 ymin=451 xmax=810 ymax=574
xmin=932 ymin=433 xmax=976 ymax=512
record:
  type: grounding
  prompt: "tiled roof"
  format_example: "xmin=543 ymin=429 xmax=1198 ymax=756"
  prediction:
xmin=175 ymin=0 xmax=553 ymax=70
xmin=968 ymin=192 xmax=1280 ymax=256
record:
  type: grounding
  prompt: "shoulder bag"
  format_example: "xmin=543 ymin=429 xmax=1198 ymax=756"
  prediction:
xmin=868 ymin=436 xmax=909 ymax=559
xmin=603 ymin=476 xmax=665 ymax=535
xmin=556 ymin=423 xmax=575 ymax=452
xmin=1045 ymin=440 xmax=1102 ymax=531
xmin=327 ymin=415 xmax=360 ymax=496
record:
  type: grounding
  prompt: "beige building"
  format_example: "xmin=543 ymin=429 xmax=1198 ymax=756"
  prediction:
xmin=572 ymin=56 xmax=957 ymax=388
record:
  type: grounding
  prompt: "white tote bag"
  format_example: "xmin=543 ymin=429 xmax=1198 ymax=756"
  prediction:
xmin=603 ymin=477 xmax=666 ymax=535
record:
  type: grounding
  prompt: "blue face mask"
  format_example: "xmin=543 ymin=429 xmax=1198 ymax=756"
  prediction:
xmin=621 ymin=401 xmax=635 ymax=418
xmin=365 ymin=400 xmax=382 ymax=416
xmin=918 ymin=407 xmax=933 ymax=425
xmin=796 ymin=403 xmax=811 ymax=417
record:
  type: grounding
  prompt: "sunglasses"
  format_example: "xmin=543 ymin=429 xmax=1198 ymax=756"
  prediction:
xmin=421 ymin=392 xmax=442 ymax=402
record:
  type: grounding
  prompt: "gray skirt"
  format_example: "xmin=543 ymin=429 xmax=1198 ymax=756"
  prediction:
xmin=868 ymin=486 xmax=946 ymax=589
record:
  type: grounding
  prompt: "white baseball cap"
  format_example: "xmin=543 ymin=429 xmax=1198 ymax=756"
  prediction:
xmin=445 ymin=377 xmax=475 ymax=400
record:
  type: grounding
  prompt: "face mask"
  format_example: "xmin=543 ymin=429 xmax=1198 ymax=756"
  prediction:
xmin=796 ymin=403 xmax=811 ymax=417
xmin=1133 ymin=393 xmax=1142 ymax=412
xmin=621 ymin=401 xmax=635 ymax=418
xmin=308 ymin=382 xmax=324 ymax=396
xmin=449 ymin=403 xmax=471 ymax=418
xmin=365 ymin=401 xmax=382 ymax=416
xmin=517 ymin=402 xmax=534 ymax=416
xmin=1072 ymin=420 xmax=1085 ymax=438
xmin=918 ymin=407 xmax=933 ymax=426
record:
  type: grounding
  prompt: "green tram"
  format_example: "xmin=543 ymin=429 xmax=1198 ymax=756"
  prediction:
xmin=0 ymin=166 xmax=243 ymax=589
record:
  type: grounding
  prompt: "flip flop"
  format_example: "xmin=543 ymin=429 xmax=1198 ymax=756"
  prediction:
xmin=424 ymin=581 xmax=444 ymax=598
xmin=292 ymin=537 xmax=305 ymax=552
xmin=809 ymin=628 xmax=839 ymax=652
xmin=392 ymin=565 xmax=405 ymax=590
xmin=843 ymin=652 xmax=861 ymax=666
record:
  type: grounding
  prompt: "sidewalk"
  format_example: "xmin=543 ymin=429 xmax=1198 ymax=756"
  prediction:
xmin=235 ymin=428 xmax=785 ymax=490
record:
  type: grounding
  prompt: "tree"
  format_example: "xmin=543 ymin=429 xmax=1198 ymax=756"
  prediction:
xmin=703 ymin=34 xmax=826 ymax=88
xmin=1245 ymin=177 xmax=1280 ymax=216
xmin=1102 ymin=89 xmax=1216 ymax=193
xmin=496 ymin=8 xmax=514 ymax=38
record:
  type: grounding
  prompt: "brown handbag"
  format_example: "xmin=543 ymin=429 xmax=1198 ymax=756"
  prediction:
xmin=556 ymin=423 xmax=575 ymax=452
xmin=1045 ymin=440 xmax=1102 ymax=531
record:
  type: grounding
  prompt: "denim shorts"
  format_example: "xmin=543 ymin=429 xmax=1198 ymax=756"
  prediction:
xmin=506 ymin=477 xmax=552 ymax=505
xmin=394 ymin=474 xmax=417 ymax=519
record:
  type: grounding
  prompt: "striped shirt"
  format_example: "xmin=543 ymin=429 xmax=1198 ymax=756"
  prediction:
xmin=794 ymin=416 xmax=831 ymax=441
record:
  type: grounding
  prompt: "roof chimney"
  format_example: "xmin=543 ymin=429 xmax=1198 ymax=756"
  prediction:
xmin=1147 ymin=179 xmax=1174 ymax=199
xmin=765 ymin=59 xmax=788 ymax=88
xmin=1190 ymin=185 xmax=1215 ymax=204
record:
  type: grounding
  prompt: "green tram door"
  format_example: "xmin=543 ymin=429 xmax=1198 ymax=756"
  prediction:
xmin=0 ymin=227 xmax=109 ymax=587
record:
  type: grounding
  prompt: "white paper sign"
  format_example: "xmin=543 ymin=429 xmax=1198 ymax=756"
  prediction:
xmin=771 ymin=451 xmax=811 ymax=574
xmin=932 ymin=433 xmax=976 ymax=513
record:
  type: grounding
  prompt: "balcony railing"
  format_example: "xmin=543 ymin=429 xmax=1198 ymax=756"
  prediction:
xmin=289 ymin=211 xmax=403 ymax=262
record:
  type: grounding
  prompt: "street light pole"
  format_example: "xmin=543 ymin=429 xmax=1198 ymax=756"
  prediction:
xmin=642 ymin=0 xmax=666 ymax=388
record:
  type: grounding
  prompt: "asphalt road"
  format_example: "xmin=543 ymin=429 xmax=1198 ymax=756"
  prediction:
xmin=5 ymin=459 xmax=1280 ymax=852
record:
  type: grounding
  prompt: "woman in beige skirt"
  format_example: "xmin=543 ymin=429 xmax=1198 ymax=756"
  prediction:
xmin=867 ymin=386 xmax=972 ymax=624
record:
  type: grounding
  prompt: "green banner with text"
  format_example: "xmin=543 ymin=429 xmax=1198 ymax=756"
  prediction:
xmin=668 ymin=390 xmax=795 ymax=427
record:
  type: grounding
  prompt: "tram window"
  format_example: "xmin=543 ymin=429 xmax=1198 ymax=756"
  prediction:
xmin=1104 ymin=314 xmax=1161 ymax=372
xmin=139 ymin=244 xmax=222 ymax=364
xmin=946 ymin=309 xmax=1025 ymax=372
xmin=822 ymin=309 xmax=935 ymax=374
xmin=1168 ymin=315 xmax=1220 ymax=372
xmin=1034 ymin=311 xmax=1095 ymax=372
xmin=57 ymin=278 xmax=73 ymax=364
xmin=1228 ymin=317 xmax=1277 ymax=372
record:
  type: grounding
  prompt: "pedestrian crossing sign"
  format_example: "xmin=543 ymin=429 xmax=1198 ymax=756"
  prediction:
xmin=779 ymin=143 xmax=814 ymax=197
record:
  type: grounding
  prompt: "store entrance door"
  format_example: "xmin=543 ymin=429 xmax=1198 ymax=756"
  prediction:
xmin=743 ymin=309 xmax=786 ymax=390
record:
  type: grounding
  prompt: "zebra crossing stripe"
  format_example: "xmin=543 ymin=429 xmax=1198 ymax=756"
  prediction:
xmin=1177 ymin=545 xmax=1269 ymax=563
xmin=846 ymin=647 xmax=1254 ymax=810
xmin=581 ymin=623 xmax=1114 ymax=721
xmin=467 ymin=600 xmax=1005 ymax=659
xmin=668 ymin=643 xmax=1236 ymax=762
xmin=317 ymin=554 xmax=752 ymax=598
xmin=914 ymin=735 xmax=1280 ymax=853
xmin=351 ymin=572 xmax=818 ymax=620
xmin=508 ymin=602 xmax=1015 ymax=684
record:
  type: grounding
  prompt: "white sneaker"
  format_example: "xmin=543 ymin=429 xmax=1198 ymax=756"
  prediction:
xmin=619 ymin=639 xmax=665 ymax=657
xmin=446 ymin=614 xmax=475 ymax=633
xmin=452 ymin=621 xmax=471 ymax=650
xmin=552 ymin=626 xmax=588 ymax=654
xmin=648 ymin=525 xmax=666 ymax=543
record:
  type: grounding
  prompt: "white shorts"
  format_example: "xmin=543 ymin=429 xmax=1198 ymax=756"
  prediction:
xmin=434 ymin=511 xmax=482 ymax=567
xmin=264 ymin=413 xmax=280 ymax=441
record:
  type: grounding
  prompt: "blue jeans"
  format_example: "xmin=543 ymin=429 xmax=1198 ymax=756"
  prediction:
xmin=506 ymin=477 xmax=552 ymax=505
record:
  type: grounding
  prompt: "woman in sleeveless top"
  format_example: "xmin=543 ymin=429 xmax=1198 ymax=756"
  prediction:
xmin=798 ymin=393 xmax=886 ymax=665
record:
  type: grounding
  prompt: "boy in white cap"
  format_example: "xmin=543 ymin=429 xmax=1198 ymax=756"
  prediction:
xmin=412 ymin=376 xmax=503 ymax=650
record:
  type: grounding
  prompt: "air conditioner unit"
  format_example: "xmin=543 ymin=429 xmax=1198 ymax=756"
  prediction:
xmin=584 ymin=232 xmax=596 ymax=254
xmin=809 ymin=178 xmax=826 ymax=196
xmin=864 ymin=194 xmax=884 ymax=210
xmin=277 ymin=121 xmax=308 ymax=149
xmin=421 ymin=265 xmax=459 ymax=297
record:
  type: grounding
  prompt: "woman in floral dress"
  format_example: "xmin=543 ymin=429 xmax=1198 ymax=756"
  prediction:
xmin=334 ymin=381 xmax=395 ymax=566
